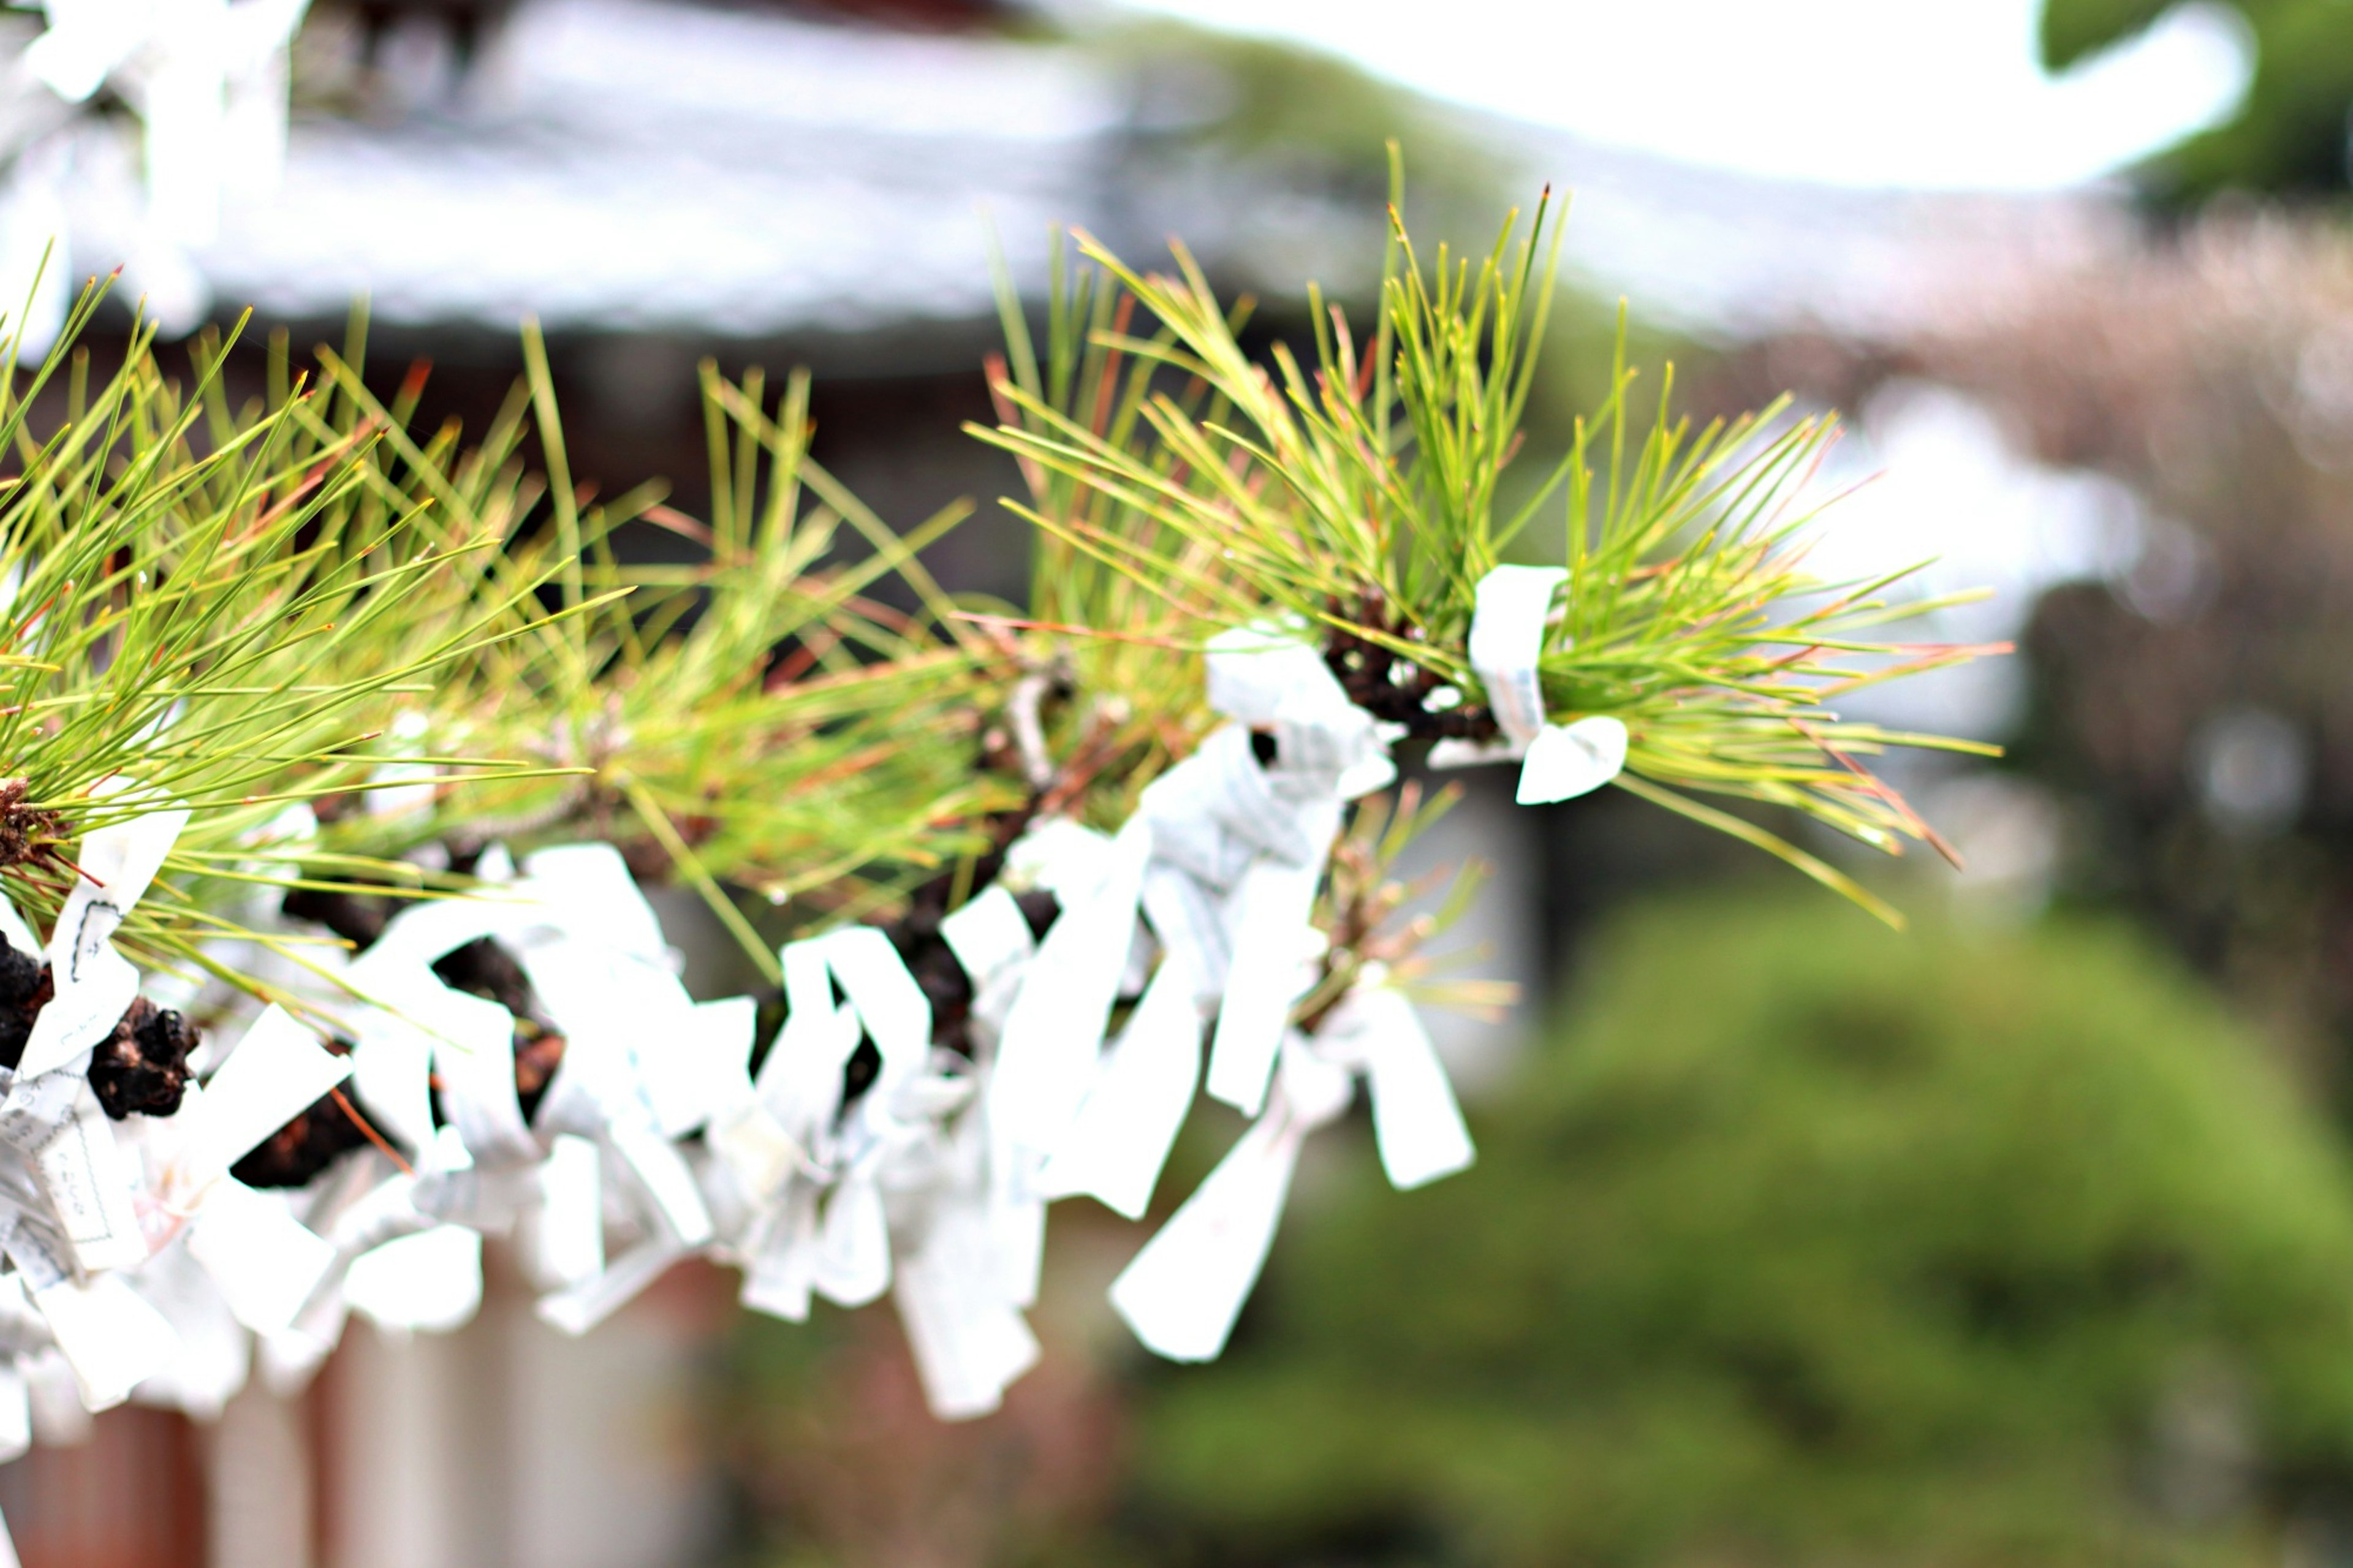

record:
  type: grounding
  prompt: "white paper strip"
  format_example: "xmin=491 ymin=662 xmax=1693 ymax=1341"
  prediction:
xmin=1516 ymin=714 xmax=1630 ymax=805
xmin=426 ymin=985 xmax=535 ymax=1165
xmin=2 ymin=1211 xmax=72 ymax=1295
xmin=33 ymin=1271 xmax=177 ymax=1410
xmin=1141 ymin=867 xmax=1229 ymax=1000
xmin=1320 ymin=987 xmax=1475 ymax=1191
xmin=708 ymin=1101 xmax=800 ymax=1205
xmin=19 ymin=929 xmax=135 ymax=1087
xmin=1137 ymin=728 xmax=1263 ymax=888
xmin=184 ymin=1179 xmax=335 ymax=1336
xmin=1206 ymin=854 xmax=1328 ymax=1116
xmin=894 ymin=1200 xmax=1040 ymax=1420
xmin=536 ymin=1235 xmax=684 ymax=1337
xmin=939 ymin=886 xmax=1034 ymax=998
xmin=21 ymin=1078 xmax=148 ymax=1274
xmin=320 ymin=1169 xmax=431 ymax=1263
xmin=1428 ymin=564 xmax=1629 ymax=802
xmin=364 ymin=711 xmax=438 ymax=820
xmin=1004 ymin=818 xmax=1112 ymax=903
xmin=607 ymin=1121 xmax=714 ymax=1248
xmin=175 ymin=1006 xmax=352 ymax=1189
xmin=525 ymin=1133 xmax=604 ymax=1290
xmin=18 ymin=798 xmax=188 ymax=1079
xmin=1463 ymin=566 xmax=1565 ymax=746
xmin=0 ymin=1266 xmax=41 ymax=1349
xmin=755 ymin=941 xmax=861 ymax=1140
xmin=22 ymin=1348 xmax=89 ymax=1446
xmin=520 ymin=844 xmax=669 ymax=964
xmin=124 ymin=1236 xmax=250 ymax=1420
xmin=1107 ymin=1041 xmax=1353 ymax=1363
xmin=1205 ymin=623 xmax=1336 ymax=727
xmin=1107 ymin=1112 xmax=1289 ymax=1363
xmin=822 ymin=927 xmax=932 ymax=1105
xmin=989 ymin=1178 xmax=1046 ymax=1303
xmin=349 ymin=1006 xmax=436 ymax=1156
xmin=529 ymin=949 xmax=716 ymax=1148
xmin=1205 ymin=624 xmax=1395 ymax=799
xmin=0 ymin=1365 xmax=28 ymax=1463
xmin=345 ymin=1225 xmax=482 ymax=1335
xmin=353 ymin=893 xmax=527 ymax=977
xmin=0 ymin=896 xmax=38 ymax=966
xmin=657 ymin=996 xmax=759 ymax=1138
xmin=739 ymin=1181 xmax=821 ymax=1322
xmin=811 ymin=1169 xmax=890 ymax=1308
xmin=1226 ymin=724 xmax=1332 ymax=868
xmin=990 ymin=816 xmax=1151 ymax=1152
xmin=1037 ymin=955 xmax=1205 ymax=1219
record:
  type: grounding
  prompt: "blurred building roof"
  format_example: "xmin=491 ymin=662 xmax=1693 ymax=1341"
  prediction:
xmin=55 ymin=0 xmax=2139 ymax=354
xmin=1509 ymin=126 xmax=2136 ymax=341
xmin=77 ymin=0 xmax=1150 ymax=344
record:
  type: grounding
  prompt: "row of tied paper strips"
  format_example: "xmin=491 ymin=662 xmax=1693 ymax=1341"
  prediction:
xmin=0 ymin=567 xmax=1625 ymax=1563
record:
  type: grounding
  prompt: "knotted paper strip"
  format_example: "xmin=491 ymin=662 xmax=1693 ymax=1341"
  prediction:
xmin=1429 ymin=564 xmax=1629 ymax=803
xmin=1036 ymin=951 xmax=1206 ymax=1219
xmin=156 ymin=1008 xmax=353 ymax=1335
xmin=20 ymin=797 xmax=189 ymax=1080
xmin=347 ymin=1226 xmax=484 ymax=1336
xmin=1108 ymin=1037 xmax=1354 ymax=1362
xmin=894 ymin=1173 xmax=1041 ymax=1420
xmin=26 ymin=1259 xmax=176 ymax=1413
xmin=0 ymin=1364 xmax=26 ymax=1464
xmin=990 ymin=817 xmax=1151 ymax=1156
xmin=0 ymin=799 xmax=191 ymax=1284
xmin=0 ymin=1071 xmax=146 ymax=1275
xmin=1315 ymin=984 xmax=1475 ymax=1191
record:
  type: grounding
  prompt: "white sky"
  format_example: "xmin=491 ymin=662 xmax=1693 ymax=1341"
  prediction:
xmin=1104 ymin=0 xmax=2254 ymax=189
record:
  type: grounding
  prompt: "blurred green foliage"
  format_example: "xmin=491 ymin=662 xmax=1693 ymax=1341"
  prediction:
xmin=1124 ymin=895 xmax=2353 ymax=1566
xmin=2040 ymin=0 xmax=2349 ymax=198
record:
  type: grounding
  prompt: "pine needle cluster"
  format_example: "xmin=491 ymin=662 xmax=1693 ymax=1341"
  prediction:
xmin=0 ymin=281 xmax=574 ymax=990
xmin=976 ymin=161 xmax=1998 ymax=921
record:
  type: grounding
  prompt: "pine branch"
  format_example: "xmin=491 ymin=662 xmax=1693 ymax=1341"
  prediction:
xmin=971 ymin=156 xmax=2001 ymax=912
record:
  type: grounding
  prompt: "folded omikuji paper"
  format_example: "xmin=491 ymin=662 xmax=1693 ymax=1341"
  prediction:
xmin=2 ymin=1072 xmax=145 ymax=1276
xmin=990 ymin=817 xmax=1151 ymax=1155
xmin=1108 ymin=1036 xmax=1355 ymax=1362
xmin=1312 ymin=982 xmax=1476 ymax=1192
xmin=0 ymin=801 xmax=191 ymax=1295
xmin=1429 ymin=564 xmax=1630 ymax=803
xmin=0 ymin=795 xmax=198 ymax=1418
xmin=31 ymin=1270 xmax=176 ymax=1412
xmin=19 ymin=796 xmax=191 ymax=1081
xmin=1036 ymin=952 xmax=1207 ymax=1220
xmin=0 ymin=1360 xmax=28 ymax=1462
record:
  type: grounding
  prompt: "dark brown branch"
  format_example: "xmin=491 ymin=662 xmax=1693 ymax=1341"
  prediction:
xmin=1320 ymin=594 xmax=1501 ymax=743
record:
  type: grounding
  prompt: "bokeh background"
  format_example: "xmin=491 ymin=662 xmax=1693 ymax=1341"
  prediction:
xmin=17 ymin=0 xmax=2353 ymax=1563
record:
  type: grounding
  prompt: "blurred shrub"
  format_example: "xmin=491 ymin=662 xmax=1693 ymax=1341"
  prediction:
xmin=2042 ymin=1 xmax=2351 ymax=200
xmin=719 ymin=1301 xmax=1126 ymax=1568
xmin=715 ymin=1290 xmax=1129 ymax=1563
xmin=1712 ymin=218 xmax=2353 ymax=1088
xmin=1123 ymin=895 xmax=2353 ymax=1567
